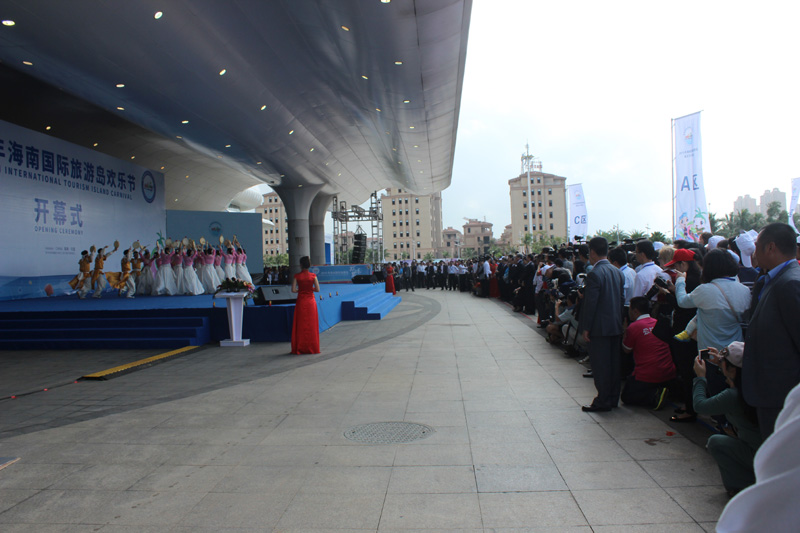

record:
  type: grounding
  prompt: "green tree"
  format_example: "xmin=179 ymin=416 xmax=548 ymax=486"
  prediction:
xmin=794 ymin=211 xmax=800 ymax=228
xmin=442 ymin=250 xmax=450 ymax=259
xmin=423 ymin=252 xmax=434 ymax=261
xmin=401 ymin=251 xmax=410 ymax=259
xmin=520 ymin=233 xmax=534 ymax=254
xmin=708 ymin=212 xmax=721 ymax=234
xmin=264 ymin=252 xmax=289 ymax=267
xmin=649 ymin=231 xmax=671 ymax=244
xmin=766 ymin=201 xmax=789 ymax=224
xmin=461 ymin=247 xmax=477 ymax=260
xmin=629 ymin=229 xmax=649 ymax=240
xmin=721 ymin=209 xmax=767 ymax=237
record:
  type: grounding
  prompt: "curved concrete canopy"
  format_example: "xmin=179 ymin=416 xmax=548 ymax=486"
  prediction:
xmin=0 ymin=0 xmax=471 ymax=211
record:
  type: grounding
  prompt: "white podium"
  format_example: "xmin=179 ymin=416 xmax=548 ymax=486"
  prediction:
xmin=217 ymin=292 xmax=250 ymax=347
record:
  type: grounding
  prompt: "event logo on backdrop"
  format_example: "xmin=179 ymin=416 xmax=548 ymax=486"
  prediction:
xmin=673 ymin=112 xmax=709 ymax=242
xmin=0 ymin=119 xmax=166 ymax=299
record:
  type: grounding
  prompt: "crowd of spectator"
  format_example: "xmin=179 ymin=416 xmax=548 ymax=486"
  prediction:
xmin=379 ymin=222 xmax=800 ymax=502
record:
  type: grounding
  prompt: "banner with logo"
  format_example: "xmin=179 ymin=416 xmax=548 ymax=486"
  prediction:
xmin=0 ymin=119 xmax=165 ymax=299
xmin=567 ymin=183 xmax=588 ymax=240
xmin=673 ymin=112 xmax=709 ymax=242
xmin=789 ymin=177 xmax=800 ymax=232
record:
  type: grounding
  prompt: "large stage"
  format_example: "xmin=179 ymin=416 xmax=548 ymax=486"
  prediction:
xmin=0 ymin=283 xmax=400 ymax=349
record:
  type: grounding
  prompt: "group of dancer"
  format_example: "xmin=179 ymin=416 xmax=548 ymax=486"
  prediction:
xmin=69 ymin=237 xmax=252 ymax=299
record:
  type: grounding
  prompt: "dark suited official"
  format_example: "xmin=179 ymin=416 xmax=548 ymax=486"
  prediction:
xmin=578 ymin=237 xmax=626 ymax=412
xmin=742 ymin=223 xmax=800 ymax=439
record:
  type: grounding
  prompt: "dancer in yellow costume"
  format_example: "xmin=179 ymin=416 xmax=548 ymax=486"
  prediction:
xmin=69 ymin=249 xmax=94 ymax=299
xmin=91 ymin=242 xmax=118 ymax=299
xmin=106 ymin=248 xmax=135 ymax=298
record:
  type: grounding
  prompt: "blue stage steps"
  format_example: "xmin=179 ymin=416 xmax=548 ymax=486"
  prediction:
xmin=0 ymin=316 xmax=210 ymax=350
xmin=341 ymin=286 xmax=400 ymax=320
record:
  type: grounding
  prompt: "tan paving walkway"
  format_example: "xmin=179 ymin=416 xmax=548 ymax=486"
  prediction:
xmin=0 ymin=289 xmax=727 ymax=531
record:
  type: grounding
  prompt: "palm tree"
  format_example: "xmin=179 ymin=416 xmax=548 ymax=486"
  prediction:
xmin=629 ymin=229 xmax=649 ymax=240
xmin=649 ymin=231 xmax=671 ymax=244
xmin=461 ymin=247 xmax=476 ymax=260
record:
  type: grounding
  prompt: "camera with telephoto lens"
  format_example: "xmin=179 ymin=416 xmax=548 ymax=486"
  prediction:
xmin=644 ymin=282 xmax=662 ymax=300
xmin=654 ymin=277 xmax=669 ymax=289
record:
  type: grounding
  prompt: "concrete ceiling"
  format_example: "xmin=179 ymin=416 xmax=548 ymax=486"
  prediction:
xmin=0 ymin=0 xmax=471 ymax=211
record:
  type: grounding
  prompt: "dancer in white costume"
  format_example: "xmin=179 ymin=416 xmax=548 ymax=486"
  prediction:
xmin=137 ymin=249 xmax=155 ymax=296
xmin=153 ymin=245 xmax=178 ymax=296
xmin=171 ymin=246 xmax=185 ymax=293
xmin=200 ymin=247 xmax=221 ymax=294
xmin=234 ymin=247 xmax=253 ymax=284
xmin=213 ymin=246 xmax=226 ymax=282
xmin=180 ymin=247 xmax=205 ymax=295
xmin=221 ymin=247 xmax=236 ymax=280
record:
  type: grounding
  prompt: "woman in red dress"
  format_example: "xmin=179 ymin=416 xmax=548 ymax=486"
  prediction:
xmin=384 ymin=263 xmax=396 ymax=295
xmin=290 ymin=256 xmax=320 ymax=354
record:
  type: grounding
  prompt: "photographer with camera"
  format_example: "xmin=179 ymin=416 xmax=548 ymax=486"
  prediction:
xmin=545 ymin=289 xmax=583 ymax=347
xmin=632 ymin=240 xmax=670 ymax=300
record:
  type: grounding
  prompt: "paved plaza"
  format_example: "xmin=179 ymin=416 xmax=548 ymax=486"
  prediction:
xmin=0 ymin=290 xmax=728 ymax=531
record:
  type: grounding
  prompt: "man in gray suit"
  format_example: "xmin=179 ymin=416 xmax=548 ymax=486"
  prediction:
xmin=579 ymin=237 xmax=626 ymax=412
xmin=742 ymin=222 xmax=800 ymax=439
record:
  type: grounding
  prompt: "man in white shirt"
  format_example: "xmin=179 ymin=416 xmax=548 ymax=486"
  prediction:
xmin=632 ymin=240 xmax=669 ymax=300
xmin=609 ymin=246 xmax=636 ymax=306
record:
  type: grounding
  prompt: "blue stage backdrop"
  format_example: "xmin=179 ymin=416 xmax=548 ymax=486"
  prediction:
xmin=166 ymin=210 xmax=263 ymax=274
xmin=0 ymin=119 xmax=165 ymax=301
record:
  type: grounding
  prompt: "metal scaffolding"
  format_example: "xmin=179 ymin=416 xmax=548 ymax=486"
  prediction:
xmin=331 ymin=191 xmax=383 ymax=264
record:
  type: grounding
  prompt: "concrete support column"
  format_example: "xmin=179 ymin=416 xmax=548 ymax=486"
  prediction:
xmin=309 ymin=193 xmax=334 ymax=266
xmin=273 ymin=185 xmax=323 ymax=276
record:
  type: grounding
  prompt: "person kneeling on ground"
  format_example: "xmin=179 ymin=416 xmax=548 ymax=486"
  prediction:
xmin=545 ymin=291 xmax=579 ymax=344
xmin=620 ymin=297 xmax=676 ymax=410
xmin=693 ymin=342 xmax=762 ymax=497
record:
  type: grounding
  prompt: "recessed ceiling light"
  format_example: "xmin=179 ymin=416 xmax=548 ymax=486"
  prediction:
xmin=185 ymin=175 xmax=189 ymax=178
xmin=381 ymin=0 xmax=391 ymax=3
xmin=2 ymin=20 xmax=15 ymax=26
xmin=154 ymin=11 xmax=163 ymax=19
xmin=413 ymin=145 xmax=419 ymax=148
xmin=409 ymin=126 xmax=415 ymax=129
xmin=289 ymin=130 xmax=294 ymax=135
xmin=160 ymin=166 xmax=165 ymax=170
xmin=176 ymin=135 xmax=182 ymax=139
xmin=309 ymin=147 xmax=315 ymax=152
xmin=298 ymin=184 xmax=303 ymax=188
xmin=280 ymin=174 xmax=285 ymax=177
xmin=130 ymin=156 xmax=135 ymax=160
xmin=174 ymin=198 xmax=178 ymax=202
xmin=392 ymin=148 xmax=397 ymax=151
xmin=116 ymin=83 xmax=125 ymax=88
xmin=256 ymin=161 xmax=262 ymax=164
xmin=219 ymin=69 xmax=227 ymax=75
xmin=376 ymin=108 xmax=381 ymax=112
xmin=93 ymin=143 xmax=98 ymax=147
xmin=361 ymin=75 xmax=368 ymax=80
xmin=116 ymin=106 xmax=124 ymax=111
xmin=260 ymin=105 xmax=266 ymax=111
xmin=225 ymin=144 xmax=231 ymax=148
xmin=181 ymin=120 xmax=189 ymax=124
xmin=45 ymin=126 xmax=51 ymax=131
xmin=22 ymin=61 xmax=33 ymax=66
xmin=341 ymin=25 xmax=350 ymax=31
xmin=394 ymin=61 xmax=403 ymax=65
xmin=403 ymin=100 xmax=410 ymax=103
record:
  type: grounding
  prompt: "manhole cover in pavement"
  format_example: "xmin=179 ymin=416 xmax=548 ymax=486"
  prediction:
xmin=344 ymin=422 xmax=435 ymax=444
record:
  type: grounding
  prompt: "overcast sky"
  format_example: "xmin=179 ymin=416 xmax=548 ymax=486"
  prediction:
xmin=442 ymin=0 xmax=800 ymax=238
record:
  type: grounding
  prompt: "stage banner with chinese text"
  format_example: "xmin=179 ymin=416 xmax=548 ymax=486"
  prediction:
xmin=0 ymin=119 xmax=165 ymax=300
xmin=673 ymin=112 xmax=709 ymax=241
xmin=567 ymin=183 xmax=588 ymax=240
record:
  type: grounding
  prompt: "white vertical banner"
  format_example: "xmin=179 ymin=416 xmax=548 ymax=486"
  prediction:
xmin=788 ymin=177 xmax=800 ymax=232
xmin=568 ymin=183 xmax=588 ymax=240
xmin=673 ymin=112 xmax=709 ymax=241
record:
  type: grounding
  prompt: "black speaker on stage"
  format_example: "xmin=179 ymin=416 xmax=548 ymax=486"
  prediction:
xmin=352 ymin=274 xmax=377 ymax=284
xmin=252 ymin=285 xmax=297 ymax=305
xmin=352 ymin=233 xmax=367 ymax=264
